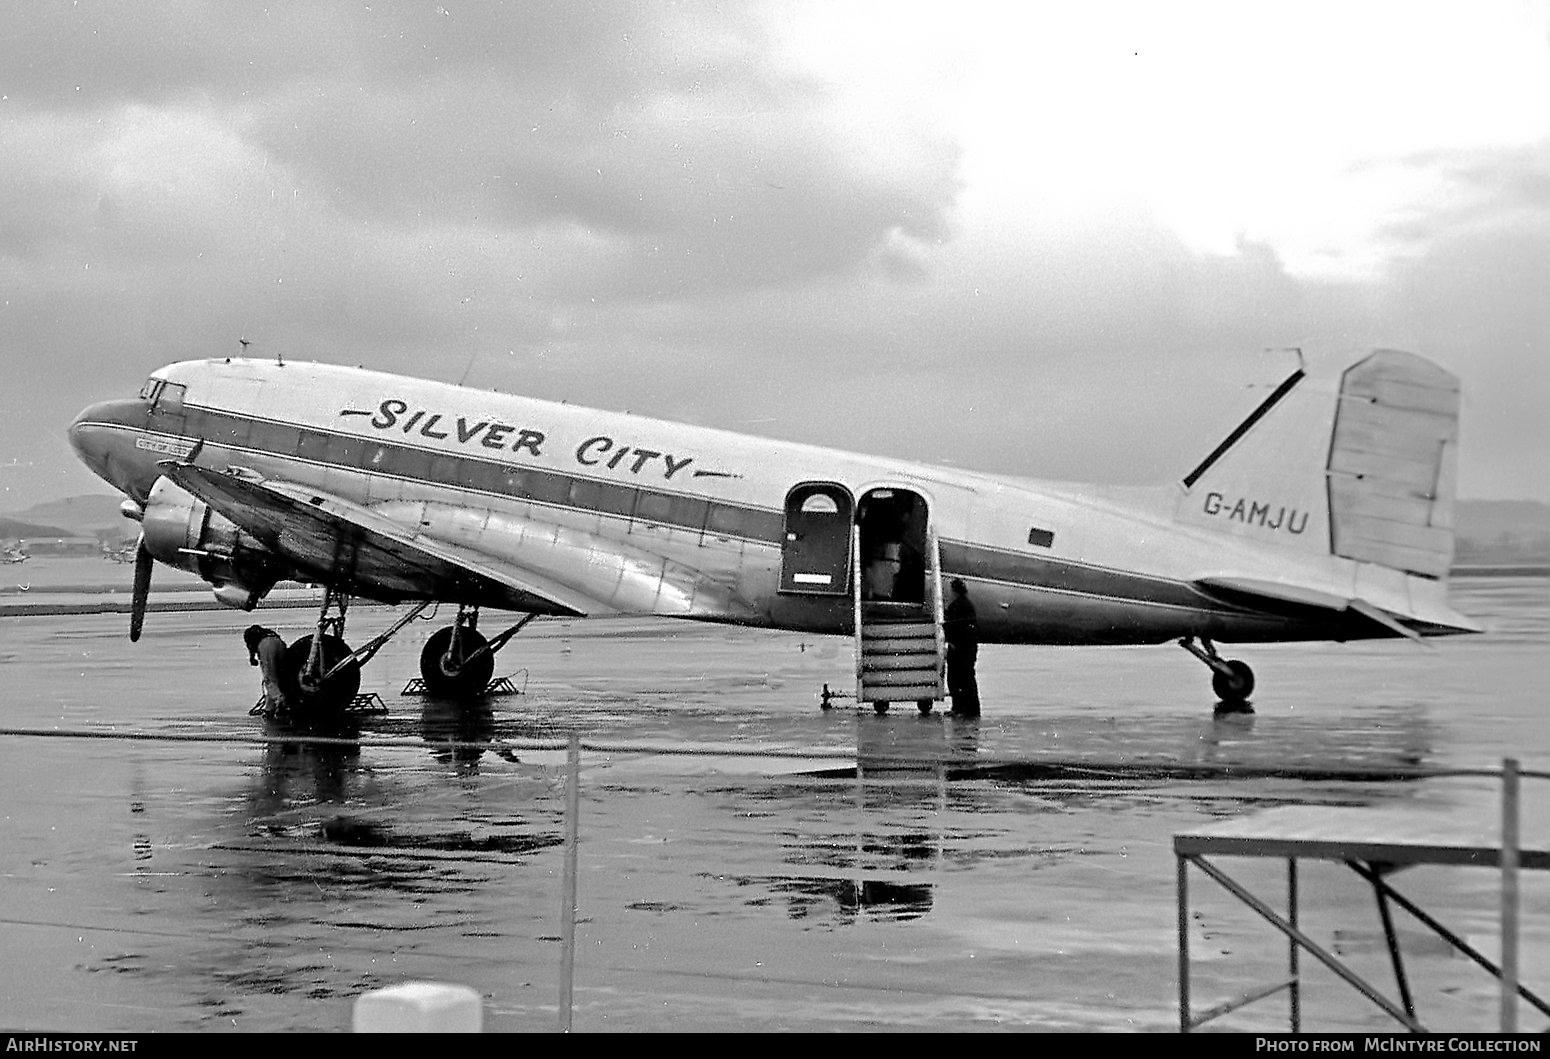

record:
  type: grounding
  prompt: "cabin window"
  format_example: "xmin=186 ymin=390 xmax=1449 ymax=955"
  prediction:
xmin=568 ymin=478 xmax=604 ymax=511
xmin=325 ymin=434 xmax=360 ymax=467
xmin=706 ymin=504 xmax=747 ymax=538
xmin=500 ymin=468 xmax=530 ymax=498
xmin=296 ymin=430 xmax=330 ymax=461
xmin=670 ymin=496 xmax=709 ymax=532
xmin=598 ymin=482 xmax=635 ymax=518
xmin=800 ymin=494 xmax=840 ymax=515
xmin=180 ymin=408 xmax=210 ymax=438
xmin=527 ymin=472 xmax=568 ymax=506
xmin=429 ymin=455 xmax=459 ymax=484
xmin=1028 ymin=527 xmax=1054 ymax=548
xmin=250 ymin=421 xmax=300 ymax=456
xmin=465 ymin=461 xmax=502 ymax=495
xmin=396 ymin=448 xmax=432 ymax=482
xmin=746 ymin=509 xmax=784 ymax=542
xmin=206 ymin=411 xmax=248 ymax=447
xmin=634 ymin=491 xmax=674 ymax=525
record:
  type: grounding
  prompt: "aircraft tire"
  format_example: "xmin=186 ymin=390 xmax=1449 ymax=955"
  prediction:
xmin=1211 ymin=659 xmax=1255 ymax=704
xmin=873 ymin=701 xmax=889 ymax=715
xmin=420 ymin=626 xmax=495 ymax=699
xmin=283 ymin=634 xmax=361 ymax=720
xmin=916 ymin=700 xmax=934 ymax=715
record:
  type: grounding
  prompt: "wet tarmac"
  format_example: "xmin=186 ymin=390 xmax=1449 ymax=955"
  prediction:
xmin=0 ymin=564 xmax=1546 ymax=1032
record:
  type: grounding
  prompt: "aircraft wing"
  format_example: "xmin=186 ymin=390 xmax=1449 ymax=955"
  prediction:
xmin=159 ymin=462 xmax=601 ymax=615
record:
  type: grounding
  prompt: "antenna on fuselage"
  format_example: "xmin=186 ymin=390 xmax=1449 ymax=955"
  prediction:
xmin=458 ymin=352 xmax=478 ymax=387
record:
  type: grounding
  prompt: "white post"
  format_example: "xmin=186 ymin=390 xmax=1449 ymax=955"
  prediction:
xmin=559 ymin=733 xmax=580 ymax=1033
xmin=1501 ymin=756 xmax=1519 ymax=1033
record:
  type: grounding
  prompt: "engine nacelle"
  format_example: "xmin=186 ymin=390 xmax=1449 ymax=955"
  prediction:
xmin=140 ymin=477 xmax=283 ymax=610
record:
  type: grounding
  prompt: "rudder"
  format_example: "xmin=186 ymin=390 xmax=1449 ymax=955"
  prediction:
xmin=1326 ymin=350 xmax=1459 ymax=579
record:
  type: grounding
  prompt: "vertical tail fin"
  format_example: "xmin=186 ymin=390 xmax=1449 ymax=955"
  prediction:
xmin=1176 ymin=350 xmax=1460 ymax=580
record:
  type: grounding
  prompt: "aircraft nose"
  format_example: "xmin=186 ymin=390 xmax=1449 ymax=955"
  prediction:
xmin=68 ymin=398 xmax=145 ymax=492
xmin=68 ymin=401 xmax=114 ymax=467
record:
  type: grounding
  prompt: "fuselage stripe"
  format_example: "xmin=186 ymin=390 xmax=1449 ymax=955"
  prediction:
xmin=95 ymin=406 xmax=1248 ymax=618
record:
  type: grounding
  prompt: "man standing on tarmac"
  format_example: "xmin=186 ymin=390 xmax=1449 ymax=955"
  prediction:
xmin=244 ymin=624 xmax=289 ymax=718
xmin=944 ymin=579 xmax=981 ymax=716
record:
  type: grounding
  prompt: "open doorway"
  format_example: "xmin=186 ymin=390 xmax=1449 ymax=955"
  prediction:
xmin=856 ymin=487 xmax=929 ymax=606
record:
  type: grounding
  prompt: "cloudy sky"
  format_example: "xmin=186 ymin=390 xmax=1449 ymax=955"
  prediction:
xmin=3 ymin=0 xmax=1548 ymax=510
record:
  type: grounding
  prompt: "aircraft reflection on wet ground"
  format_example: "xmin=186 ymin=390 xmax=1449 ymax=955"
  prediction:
xmin=0 ymin=575 xmax=1545 ymax=1031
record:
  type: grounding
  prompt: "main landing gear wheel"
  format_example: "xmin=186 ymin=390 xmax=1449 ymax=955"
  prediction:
xmin=420 ymin=626 xmax=495 ymax=699
xmin=1212 ymin=659 xmax=1256 ymax=706
xmin=916 ymin=700 xmax=934 ymax=715
xmin=873 ymin=701 xmax=889 ymax=716
xmin=282 ymin=634 xmax=361 ymax=719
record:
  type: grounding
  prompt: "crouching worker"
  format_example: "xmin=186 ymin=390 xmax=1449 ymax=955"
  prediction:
xmin=244 ymin=624 xmax=289 ymax=717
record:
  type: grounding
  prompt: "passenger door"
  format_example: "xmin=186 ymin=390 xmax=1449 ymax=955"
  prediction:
xmin=779 ymin=482 xmax=854 ymax=595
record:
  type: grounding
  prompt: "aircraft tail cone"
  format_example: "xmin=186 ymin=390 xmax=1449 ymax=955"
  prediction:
xmin=130 ymin=535 xmax=153 ymax=643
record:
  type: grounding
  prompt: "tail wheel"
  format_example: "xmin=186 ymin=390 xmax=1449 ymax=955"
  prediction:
xmin=1211 ymin=659 xmax=1255 ymax=704
xmin=282 ymin=634 xmax=361 ymax=718
xmin=420 ymin=626 xmax=495 ymax=699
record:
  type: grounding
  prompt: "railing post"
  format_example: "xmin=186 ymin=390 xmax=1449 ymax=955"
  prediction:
xmin=1178 ymin=853 xmax=1190 ymax=1032
xmin=1501 ymin=756 xmax=1520 ymax=1033
xmin=559 ymin=733 xmax=580 ymax=1032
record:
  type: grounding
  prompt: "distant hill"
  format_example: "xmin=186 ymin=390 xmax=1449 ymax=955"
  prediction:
xmin=0 ymin=517 xmax=73 ymax=540
xmin=6 ymin=495 xmax=128 ymax=539
xmin=1455 ymin=499 xmax=1550 ymax=564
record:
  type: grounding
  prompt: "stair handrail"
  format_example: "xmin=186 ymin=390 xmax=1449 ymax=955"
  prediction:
xmin=927 ymin=523 xmax=946 ymax=695
xmin=852 ymin=520 xmax=864 ymax=705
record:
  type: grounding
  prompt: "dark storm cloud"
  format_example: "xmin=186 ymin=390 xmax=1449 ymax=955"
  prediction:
xmin=3 ymin=2 xmax=956 ymax=298
xmin=0 ymin=2 xmax=964 ymax=506
xmin=1 ymin=2 xmax=658 ymax=110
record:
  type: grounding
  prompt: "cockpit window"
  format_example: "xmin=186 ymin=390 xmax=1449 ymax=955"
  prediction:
xmin=157 ymin=382 xmax=186 ymax=414
xmin=139 ymin=378 xmax=163 ymax=401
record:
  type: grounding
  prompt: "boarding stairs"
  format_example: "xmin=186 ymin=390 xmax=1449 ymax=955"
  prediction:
xmin=854 ymin=526 xmax=946 ymax=713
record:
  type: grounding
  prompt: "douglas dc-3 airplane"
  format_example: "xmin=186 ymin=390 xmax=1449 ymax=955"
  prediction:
xmin=68 ymin=349 xmax=1480 ymax=719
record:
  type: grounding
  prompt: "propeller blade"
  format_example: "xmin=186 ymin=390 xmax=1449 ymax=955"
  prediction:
xmin=130 ymin=536 xmax=153 ymax=643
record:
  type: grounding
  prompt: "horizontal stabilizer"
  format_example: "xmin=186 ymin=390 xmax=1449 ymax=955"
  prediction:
xmin=1347 ymin=598 xmax=1427 ymax=644
xmin=1193 ymin=576 xmax=1350 ymax=611
xmin=1194 ymin=575 xmax=1472 ymax=640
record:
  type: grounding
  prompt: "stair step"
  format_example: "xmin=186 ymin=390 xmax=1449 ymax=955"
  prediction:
xmin=861 ymin=625 xmax=937 ymax=642
xmin=861 ymin=685 xmax=943 ymax=702
xmin=862 ymin=601 xmax=929 ymax=614
xmin=862 ymin=656 xmax=940 ymax=673
xmin=862 ymin=649 xmax=938 ymax=664
xmin=861 ymin=614 xmax=935 ymax=626
xmin=863 ymin=669 xmax=944 ymax=687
